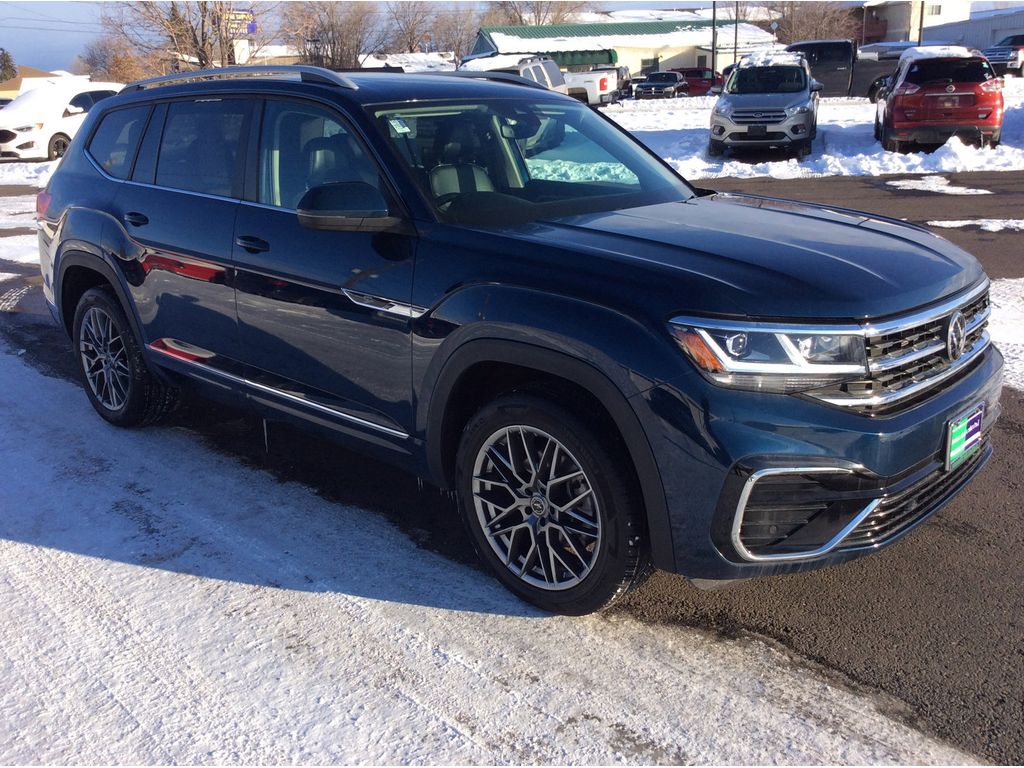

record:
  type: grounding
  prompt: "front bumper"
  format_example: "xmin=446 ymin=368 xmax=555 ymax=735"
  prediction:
xmin=635 ymin=88 xmax=679 ymax=99
xmin=632 ymin=343 xmax=1004 ymax=581
xmin=0 ymin=129 xmax=43 ymax=160
xmin=710 ymin=112 xmax=813 ymax=148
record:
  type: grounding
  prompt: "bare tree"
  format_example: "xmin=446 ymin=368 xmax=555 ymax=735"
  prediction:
xmin=76 ymin=36 xmax=168 ymax=82
xmin=429 ymin=5 xmax=485 ymax=63
xmin=762 ymin=1 xmax=859 ymax=45
xmin=492 ymin=1 xmax=588 ymax=26
xmin=282 ymin=2 xmax=389 ymax=70
xmin=101 ymin=1 xmax=275 ymax=70
xmin=387 ymin=1 xmax=433 ymax=53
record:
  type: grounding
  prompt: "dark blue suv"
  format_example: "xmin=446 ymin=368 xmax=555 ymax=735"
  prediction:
xmin=37 ymin=66 xmax=1003 ymax=614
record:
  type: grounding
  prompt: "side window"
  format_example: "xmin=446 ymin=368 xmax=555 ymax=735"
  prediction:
xmin=530 ymin=65 xmax=549 ymax=86
xmin=258 ymin=99 xmax=381 ymax=210
xmin=156 ymin=99 xmax=248 ymax=197
xmin=543 ymin=61 xmax=564 ymax=87
xmin=69 ymin=92 xmax=94 ymax=113
xmin=90 ymin=90 xmax=118 ymax=105
xmin=86 ymin=105 xmax=151 ymax=180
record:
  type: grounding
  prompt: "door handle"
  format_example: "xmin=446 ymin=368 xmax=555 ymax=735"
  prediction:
xmin=123 ymin=211 xmax=149 ymax=227
xmin=234 ymin=235 xmax=270 ymax=254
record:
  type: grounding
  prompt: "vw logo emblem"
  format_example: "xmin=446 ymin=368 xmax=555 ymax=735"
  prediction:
xmin=946 ymin=310 xmax=967 ymax=361
xmin=945 ymin=84 xmax=956 ymax=93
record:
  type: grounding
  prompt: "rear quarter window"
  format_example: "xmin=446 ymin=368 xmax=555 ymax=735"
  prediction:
xmin=87 ymin=105 xmax=151 ymax=180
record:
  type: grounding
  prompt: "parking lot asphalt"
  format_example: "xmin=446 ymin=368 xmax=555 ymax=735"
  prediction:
xmin=1 ymin=171 xmax=1022 ymax=763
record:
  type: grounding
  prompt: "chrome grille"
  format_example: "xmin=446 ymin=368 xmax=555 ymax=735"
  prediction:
xmin=811 ymin=285 xmax=991 ymax=415
xmin=838 ymin=436 xmax=989 ymax=550
xmin=731 ymin=109 xmax=787 ymax=124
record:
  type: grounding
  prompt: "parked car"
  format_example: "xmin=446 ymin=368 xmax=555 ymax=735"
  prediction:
xmin=39 ymin=65 xmax=1002 ymax=614
xmin=709 ymin=53 xmax=821 ymax=157
xmin=0 ymin=80 xmax=122 ymax=160
xmin=785 ymin=39 xmax=899 ymax=101
xmin=589 ymin=65 xmax=633 ymax=99
xmin=671 ymin=67 xmax=724 ymax=96
xmin=633 ymin=71 xmax=689 ymax=98
xmin=459 ymin=55 xmax=567 ymax=95
xmin=982 ymin=34 xmax=1024 ymax=76
xmin=874 ymin=46 xmax=1003 ymax=152
xmin=563 ymin=69 xmax=619 ymax=106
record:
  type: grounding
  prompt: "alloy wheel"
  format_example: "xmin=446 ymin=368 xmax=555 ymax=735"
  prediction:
xmin=471 ymin=425 xmax=602 ymax=591
xmin=79 ymin=306 xmax=131 ymax=411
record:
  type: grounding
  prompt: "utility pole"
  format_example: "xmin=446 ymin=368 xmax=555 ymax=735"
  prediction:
xmin=733 ymin=1 xmax=739 ymax=65
xmin=711 ymin=1 xmax=717 ymax=74
xmin=918 ymin=0 xmax=925 ymax=44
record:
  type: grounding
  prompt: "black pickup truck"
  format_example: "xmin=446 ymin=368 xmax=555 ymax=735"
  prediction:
xmin=785 ymin=39 xmax=900 ymax=101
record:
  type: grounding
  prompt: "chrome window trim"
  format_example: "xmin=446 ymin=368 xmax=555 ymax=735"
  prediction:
xmin=731 ymin=466 xmax=880 ymax=562
xmin=85 ymin=151 xmax=242 ymax=205
xmin=147 ymin=342 xmax=409 ymax=439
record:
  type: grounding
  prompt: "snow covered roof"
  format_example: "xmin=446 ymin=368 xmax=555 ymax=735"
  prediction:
xmin=478 ymin=19 xmax=773 ymax=56
xmin=899 ymin=45 xmax=977 ymax=63
xmin=737 ymin=51 xmax=805 ymax=68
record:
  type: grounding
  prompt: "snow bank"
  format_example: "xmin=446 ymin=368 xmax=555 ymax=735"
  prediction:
xmin=0 ymin=348 xmax=977 ymax=764
xmin=604 ymin=78 xmax=1024 ymax=180
xmin=989 ymin=278 xmax=1024 ymax=391
xmin=0 ymin=161 xmax=56 ymax=188
xmin=0 ymin=234 xmax=38 ymax=263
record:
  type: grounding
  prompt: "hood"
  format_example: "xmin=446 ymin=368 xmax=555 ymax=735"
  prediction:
xmin=497 ymin=194 xmax=983 ymax=321
xmin=719 ymin=91 xmax=809 ymax=109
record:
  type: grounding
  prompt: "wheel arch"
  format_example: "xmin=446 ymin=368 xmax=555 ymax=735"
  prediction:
xmin=56 ymin=250 xmax=144 ymax=351
xmin=424 ymin=338 xmax=676 ymax=571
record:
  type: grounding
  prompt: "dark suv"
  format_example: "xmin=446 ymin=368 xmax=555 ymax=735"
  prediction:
xmin=38 ymin=66 xmax=1002 ymax=614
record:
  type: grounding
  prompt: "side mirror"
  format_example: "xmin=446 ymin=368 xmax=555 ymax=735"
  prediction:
xmin=708 ymin=85 xmax=723 ymax=96
xmin=809 ymin=80 xmax=824 ymax=93
xmin=63 ymin=104 xmax=85 ymax=118
xmin=297 ymin=182 xmax=406 ymax=233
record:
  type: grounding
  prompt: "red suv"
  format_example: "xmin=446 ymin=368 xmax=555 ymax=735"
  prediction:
xmin=875 ymin=48 xmax=1003 ymax=152
xmin=672 ymin=68 xmax=724 ymax=96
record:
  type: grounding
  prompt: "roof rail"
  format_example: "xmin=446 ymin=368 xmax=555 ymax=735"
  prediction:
xmin=123 ymin=65 xmax=359 ymax=93
xmin=438 ymin=70 xmax=549 ymax=90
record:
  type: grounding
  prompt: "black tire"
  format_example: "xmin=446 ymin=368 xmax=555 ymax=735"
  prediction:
xmin=873 ymin=115 xmax=881 ymax=140
xmin=72 ymin=286 xmax=178 ymax=427
xmin=48 ymin=133 xmax=71 ymax=160
xmin=708 ymin=139 xmax=725 ymax=157
xmin=456 ymin=393 xmax=650 ymax=615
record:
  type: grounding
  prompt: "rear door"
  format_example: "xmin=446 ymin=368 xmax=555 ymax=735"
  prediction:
xmin=231 ymin=97 xmax=416 ymax=438
xmin=112 ymin=97 xmax=251 ymax=363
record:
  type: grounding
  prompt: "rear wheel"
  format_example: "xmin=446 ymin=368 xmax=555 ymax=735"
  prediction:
xmin=48 ymin=133 xmax=71 ymax=160
xmin=73 ymin=287 xmax=178 ymax=427
xmin=456 ymin=394 xmax=650 ymax=615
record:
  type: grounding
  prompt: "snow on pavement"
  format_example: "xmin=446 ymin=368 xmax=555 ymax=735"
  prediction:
xmin=0 ymin=349 xmax=976 ymax=764
xmin=885 ymin=176 xmax=993 ymax=194
xmin=928 ymin=218 xmax=1024 ymax=232
xmin=0 ymin=160 xmax=56 ymax=188
xmin=989 ymin=278 xmax=1024 ymax=392
xmin=0 ymin=234 xmax=40 ymax=263
xmin=604 ymin=78 xmax=1024 ymax=180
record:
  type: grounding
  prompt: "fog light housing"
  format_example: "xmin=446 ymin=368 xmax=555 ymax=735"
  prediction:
xmin=791 ymin=124 xmax=806 ymax=135
xmin=16 ymin=141 xmax=35 ymax=150
xmin=712 ymin=124 xmax=725 ymax=136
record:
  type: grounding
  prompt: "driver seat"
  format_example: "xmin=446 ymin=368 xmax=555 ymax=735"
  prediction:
xmin=428 ymin=118 xmax=494 ymax=199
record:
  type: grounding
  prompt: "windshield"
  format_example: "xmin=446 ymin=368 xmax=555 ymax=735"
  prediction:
xmin=727 ymin=66 xmax=807 ymax=94
xmin=905 ymin=58 xmax=994 ymax=85
xmin=372 ymin=98 xmax=693 ymax=227
xmin=646 ymin=73 xmax=678 ymax=83
xmin=997 ymin=35 xmax=1024 ymax=46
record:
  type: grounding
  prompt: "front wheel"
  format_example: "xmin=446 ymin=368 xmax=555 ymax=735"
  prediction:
xmin=48 ymin=133 xmax=71 ymax=160
xmin=73 ymin=287 xmax=179 ymax=427
xmin=456 ymin=394 xmax=650 ymax=614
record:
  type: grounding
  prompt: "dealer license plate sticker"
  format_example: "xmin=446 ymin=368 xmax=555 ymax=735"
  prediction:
xmin=947 ymin=405 xmax=983 ymax=471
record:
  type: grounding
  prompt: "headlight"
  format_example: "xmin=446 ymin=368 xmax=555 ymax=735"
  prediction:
xmin=14 ymin=124 xmax=43 ymax=133
xmin=713 ymin=102 xmax=733 ymax=118
xmin=785 ymin=105 xmax=810 ymax=117
xmin=669 ymin=319 xmax=866 ymax=394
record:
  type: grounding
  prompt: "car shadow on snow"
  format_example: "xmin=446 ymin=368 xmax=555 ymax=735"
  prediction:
xmin=0 ymin=307 xmax=547 ymax=618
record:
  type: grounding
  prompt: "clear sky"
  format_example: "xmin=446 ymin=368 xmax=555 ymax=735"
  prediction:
xmin=0 ymin=1 xmax=106 ymax=71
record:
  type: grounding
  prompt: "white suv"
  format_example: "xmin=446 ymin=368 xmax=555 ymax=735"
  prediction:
xmin=0 ymin=81 xmax=122 ymax=161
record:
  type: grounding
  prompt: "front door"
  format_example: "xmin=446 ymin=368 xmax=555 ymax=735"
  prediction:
xmin=232 ymin=98 xmax=416 ymax=438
